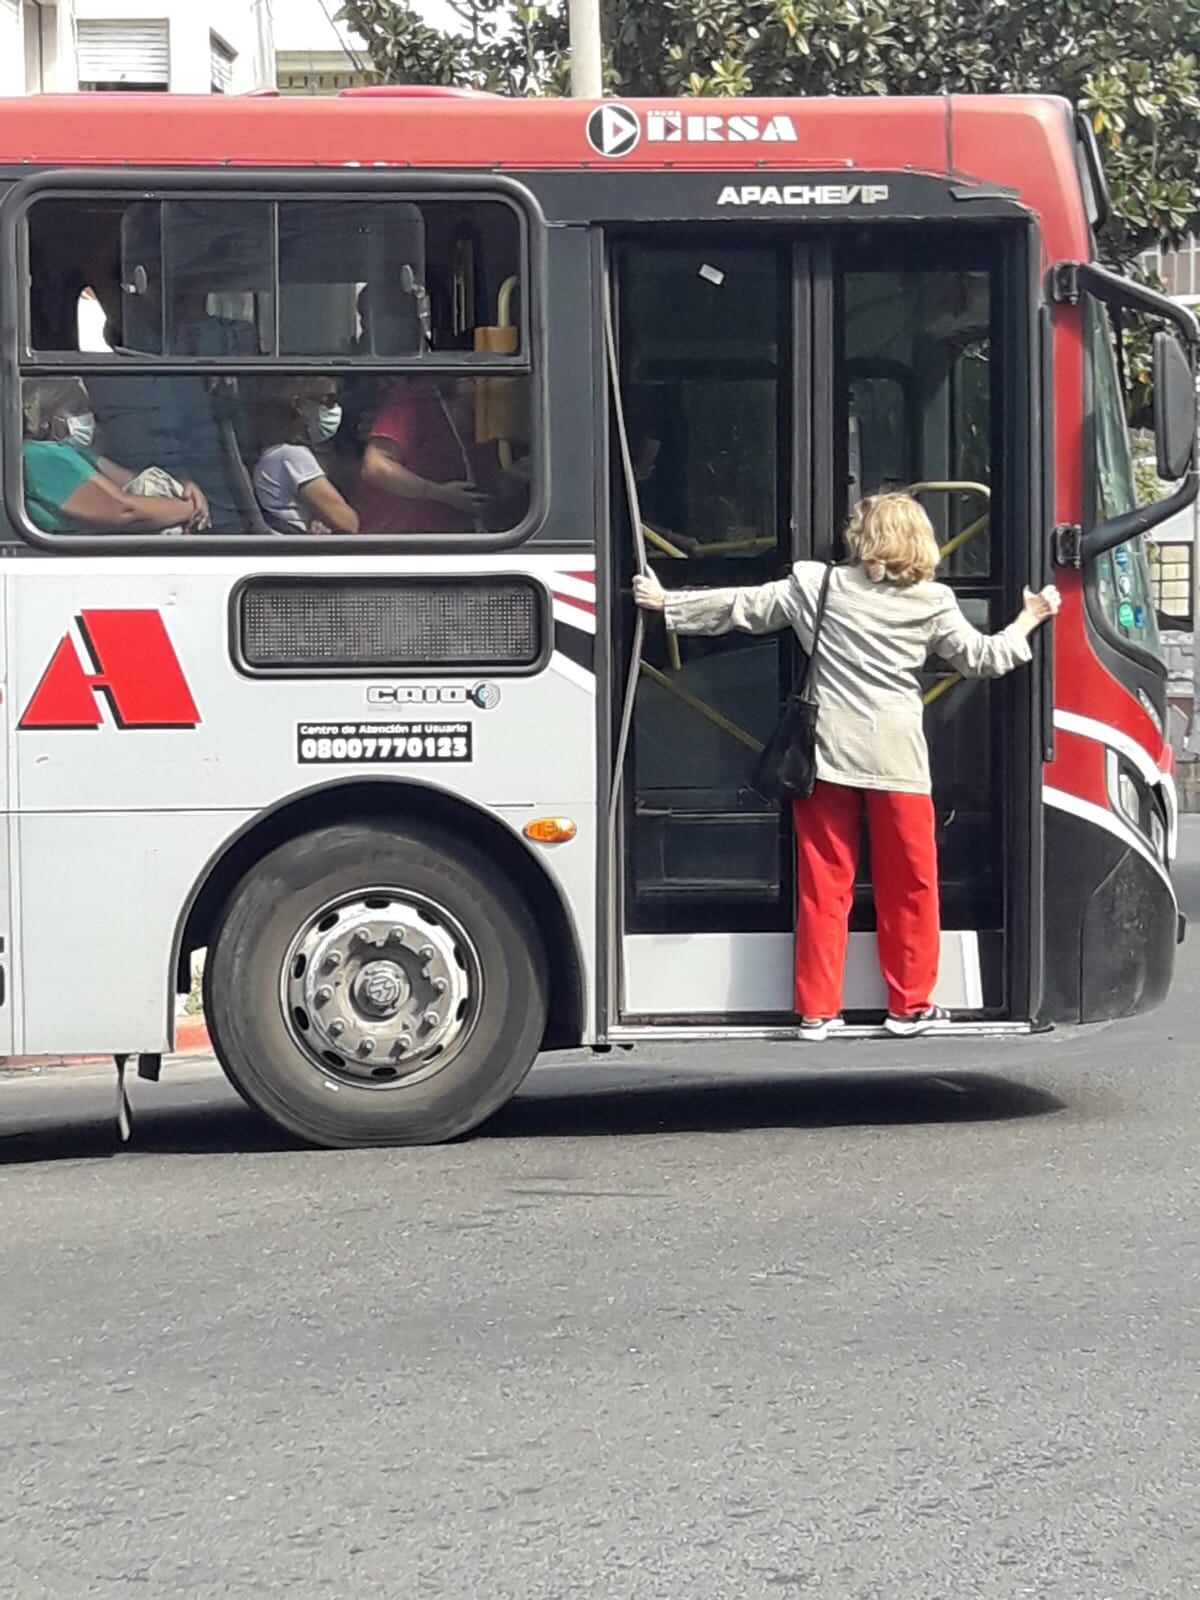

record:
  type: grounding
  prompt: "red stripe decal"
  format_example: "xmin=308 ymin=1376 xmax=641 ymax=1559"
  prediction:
xmin=551 ymin=590 xmax=596 ymax=617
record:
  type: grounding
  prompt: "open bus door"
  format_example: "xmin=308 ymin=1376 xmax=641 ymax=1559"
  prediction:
xmin=605 ymin=224 xmax=1041 ymax=1034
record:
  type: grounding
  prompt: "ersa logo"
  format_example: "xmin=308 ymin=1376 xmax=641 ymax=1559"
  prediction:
xmin=585 ymin=103 xmax=798 ymax=159
xmin=19 ymin=610 xmax=200 ymax=730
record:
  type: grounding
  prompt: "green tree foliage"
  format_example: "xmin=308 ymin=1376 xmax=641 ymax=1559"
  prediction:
xmin=339 ymin=0 xmax=1200 ymax=262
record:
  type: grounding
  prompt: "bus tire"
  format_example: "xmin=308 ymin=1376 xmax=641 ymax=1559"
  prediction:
xmin=204 ymin=821 xmax=548 ymax=1147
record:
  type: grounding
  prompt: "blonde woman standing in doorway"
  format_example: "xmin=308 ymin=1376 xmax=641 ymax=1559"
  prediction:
xmin=634 ymin=493 xmax=1060 ymax=1039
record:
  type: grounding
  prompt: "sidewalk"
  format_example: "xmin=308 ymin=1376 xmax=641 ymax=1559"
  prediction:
xmin=0 ymin=1014 xmax=211 ymax=1072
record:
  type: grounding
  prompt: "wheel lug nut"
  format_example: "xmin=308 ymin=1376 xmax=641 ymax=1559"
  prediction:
xmin=324 ymin=950 xmax=344 ymax=970
xmin=316 ymin=986 xmax=333 ymax=1005
xmin=432 ymin=976 xmax=447 ymax=995
xmin=419 ymin=945 xmax=435 ymax=963
xmin=355 ymin=928 xmax=373 ymax=945
xmin=421 ymin=1010 xmax=440 ymax=1028
xmin=388 ymin=928 xmax=405 ymax=945
xmin=329 ymin=1019 xmax=346 ymax=1038
xmin=358 ymin=1037 xmax=376 ymax=1057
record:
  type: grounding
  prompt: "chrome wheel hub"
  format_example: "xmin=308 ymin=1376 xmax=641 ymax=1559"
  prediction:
xmin=353 ymin=960 xmax=409 ymax=1018
xmin=281 ymin=890 xmax=481 ymax=1086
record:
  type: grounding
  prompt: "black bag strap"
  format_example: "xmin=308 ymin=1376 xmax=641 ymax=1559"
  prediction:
xmin=799 ymin=564 xmax=835 ymax=703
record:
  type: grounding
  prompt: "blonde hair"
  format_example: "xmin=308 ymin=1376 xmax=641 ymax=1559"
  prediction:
xmin=844 ymin=493 xmax=940 ymax=588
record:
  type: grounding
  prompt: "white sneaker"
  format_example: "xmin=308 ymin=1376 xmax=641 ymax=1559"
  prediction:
xmin=884 ymin=1005 xmax=951 ymax=1038
xmin=798 ymin=1017 xmax=847 ymax=1043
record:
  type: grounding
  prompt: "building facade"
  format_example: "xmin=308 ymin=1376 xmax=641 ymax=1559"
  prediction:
xmin=2 ymin=0 xmax=79 ymax=95
xmin=74 ymin=1 xmax=275 ymax=94
xmin=1 ymin=0 xmax=275 ymax=99
xmin=276 ymin=47 xmax=371 ymax=96
xmin=1140 ymin=238 xmax=1200 ymax=304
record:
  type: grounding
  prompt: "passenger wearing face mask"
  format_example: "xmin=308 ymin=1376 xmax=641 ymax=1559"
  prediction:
xmin=252 ymin=378 xmax=360 ymax=535
xmin=22 ymin=378 xmax=209 ymax=535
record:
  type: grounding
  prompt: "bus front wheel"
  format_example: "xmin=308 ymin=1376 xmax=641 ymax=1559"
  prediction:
xmin=204 ymin=821 xmax=548 ymax=1147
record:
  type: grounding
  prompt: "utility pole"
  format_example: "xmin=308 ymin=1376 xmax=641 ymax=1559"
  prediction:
xmin=568 ymin=0 xmax=603 ymax=98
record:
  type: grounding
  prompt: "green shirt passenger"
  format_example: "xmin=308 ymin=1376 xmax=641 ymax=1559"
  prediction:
xmin=21 ymin=378 xmax=210 ymax=535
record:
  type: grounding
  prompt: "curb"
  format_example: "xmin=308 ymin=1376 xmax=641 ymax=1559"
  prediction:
xmin=0 ymin=1014 xmax=212 ymax=1072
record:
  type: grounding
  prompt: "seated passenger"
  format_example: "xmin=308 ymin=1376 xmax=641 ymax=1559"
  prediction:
xmin=22 ymin=378 xmax=209 ymax=535
xmin=85 ymin=276 xmax=251 ymax=532
xmin=253 ymin=378 xmax=360 ymax=535
xmin=353 ymin=376 xmax=495 ymax=536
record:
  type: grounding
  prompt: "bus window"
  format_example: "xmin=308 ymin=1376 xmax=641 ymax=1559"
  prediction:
xmin=27 ymin=196 xmax=273 ymax=357
xmin=839 ymin=250 xmax=1006 ymax=941
xmin=1086 ymin=298 xmax=1161 ymax=655
xmin=618 ymin=242 xmax=792 ymax=933
xmin=19 ymin=371 xmax=531 ymax=538
xmin=276 ymin=199 xmax=521 ymax=358
xmin=841 ymin=267 xmax=992 ymax=578
xmin=846 ymin=365 xmax=917 ymax=501
xmin=18 ymin=189 xmax=533 ymax=543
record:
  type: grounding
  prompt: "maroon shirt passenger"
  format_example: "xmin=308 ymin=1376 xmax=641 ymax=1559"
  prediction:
xmin=353 ymin=378 xmax=492 ymax=535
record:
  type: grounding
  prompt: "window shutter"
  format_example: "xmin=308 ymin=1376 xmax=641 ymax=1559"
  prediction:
xmin=77 ymin=20 xmax=170 ymax=87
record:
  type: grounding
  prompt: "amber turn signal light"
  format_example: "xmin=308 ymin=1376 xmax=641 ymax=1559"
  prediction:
xmin=523 ymin=817 xmax=577 ymax=845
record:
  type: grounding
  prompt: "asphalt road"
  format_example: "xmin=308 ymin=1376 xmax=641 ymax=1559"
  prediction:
xmin=3 ymin=830 xmax=1200 ymax=1598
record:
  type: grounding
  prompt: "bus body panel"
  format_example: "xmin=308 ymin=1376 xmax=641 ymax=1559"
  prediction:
xmin=17 ymin=807 xmax=257 ymax=1055
xmin=7 ymin=558 xmax=599 ymax=1053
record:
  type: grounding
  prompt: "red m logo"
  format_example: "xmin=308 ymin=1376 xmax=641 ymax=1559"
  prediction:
xmin=19 ymin=611 xmax=201 ymax=730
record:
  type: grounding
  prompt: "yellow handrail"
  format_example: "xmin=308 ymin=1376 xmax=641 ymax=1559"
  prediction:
xmin=698 ymin=537 xmax=778 ymax=556
xmin=939 ymin=511 xmax=990 ymax=561
xmin=907 ymin=480 xmax=991 ymax=501
xmin=643 ymin=525 xmax=688 ymax=560
xmin=497 ymin=275 xmax=518 ymax=329
xmin=922 ymin=675 xmax=961 ymax=707
xmin=907 ymin=481 xmax=991 ymax=560
xmin=642 ymin=658 xmax=959 ymax=746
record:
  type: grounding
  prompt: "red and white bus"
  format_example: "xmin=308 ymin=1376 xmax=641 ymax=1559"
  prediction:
xmin=0 ymin=89 xmax=1194 ymax=1145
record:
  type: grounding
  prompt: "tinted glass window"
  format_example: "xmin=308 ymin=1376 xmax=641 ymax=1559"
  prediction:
xmin=619 ymin=243 xmax=793 ymax=934
xmin=20 ymin=371 xmax=530 ymax=537
xmin=19 ymin=190 xmax=531 ymax=543
xmin=27 ymin=195 xmax=523 ymax=361
xmin=841 ymin=258 xmax=1003 ymax=930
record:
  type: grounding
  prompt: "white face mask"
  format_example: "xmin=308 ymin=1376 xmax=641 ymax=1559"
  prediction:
xmin=308 ymin=404 xmax=342 ymax=444
xmin=64 ymin=412 xmax=96 ymax=449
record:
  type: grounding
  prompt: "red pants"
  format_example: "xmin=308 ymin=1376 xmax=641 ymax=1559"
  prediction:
xmin=792 ymin=781 xmax=940 ymax=1019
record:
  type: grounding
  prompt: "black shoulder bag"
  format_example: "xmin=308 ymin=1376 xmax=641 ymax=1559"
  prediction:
xmin=748 ymin=564 xmax=834 ymax=803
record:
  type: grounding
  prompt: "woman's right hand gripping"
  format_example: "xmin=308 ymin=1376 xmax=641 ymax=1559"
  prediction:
xmin=632 ymin=571 xmax=665 ymax=611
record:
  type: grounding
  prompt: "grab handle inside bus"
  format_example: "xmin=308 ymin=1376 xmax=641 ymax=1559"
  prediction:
xmin=603 ymin=285 xmax=648 ymax=840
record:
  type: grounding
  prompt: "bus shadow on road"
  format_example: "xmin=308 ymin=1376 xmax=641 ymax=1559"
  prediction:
xmin=479 ymin=1069 xmax=1066 ymax=1141
xmin=0 ymin=1067 xmax=1065 ymax=1166
xmin=0 ymin=1096 xmax=301 ymax=1167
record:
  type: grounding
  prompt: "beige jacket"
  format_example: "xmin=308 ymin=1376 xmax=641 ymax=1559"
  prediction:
xmin=662 ymin=560 xmax=1032 ymax=794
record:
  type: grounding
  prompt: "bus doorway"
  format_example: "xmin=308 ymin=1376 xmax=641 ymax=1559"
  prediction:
xmin=608 ymin=225 xmax=1038 ymax=1030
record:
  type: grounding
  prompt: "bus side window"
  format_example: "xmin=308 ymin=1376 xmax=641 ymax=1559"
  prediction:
xmin=17 ymin=189 xmax=534 ymax=543
xmin=275 ymin=199 xmax=522 ymax=358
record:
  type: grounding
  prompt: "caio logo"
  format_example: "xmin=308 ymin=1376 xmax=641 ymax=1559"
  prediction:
xmin=19 ymin=610 xmax=201 ymax=730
